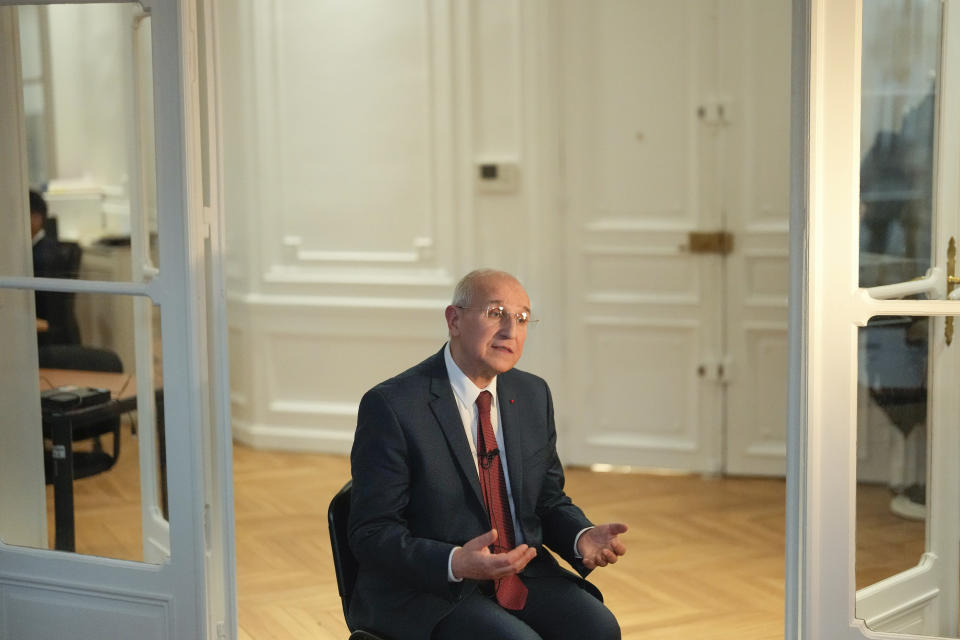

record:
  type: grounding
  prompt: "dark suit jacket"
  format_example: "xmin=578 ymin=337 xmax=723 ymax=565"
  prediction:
xmin=32 ymin=235 xmax=81 ymax=346
xmin=348 ymin=347 xmax=599 ymax=640
xmin=32 ymin=233 xmax=60 ymax=278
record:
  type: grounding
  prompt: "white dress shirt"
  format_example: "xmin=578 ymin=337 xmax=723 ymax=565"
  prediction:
xmin=443 ymin=344 xmax=588 ymax=582
xmin=444 ymin=343 xmax=523 ymax=537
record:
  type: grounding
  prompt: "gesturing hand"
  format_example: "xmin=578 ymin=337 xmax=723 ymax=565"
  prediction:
xmin=577 ymin=523 xmax=628 ymax=570
xmin=451 ymin=529 xmax=537 ymax=581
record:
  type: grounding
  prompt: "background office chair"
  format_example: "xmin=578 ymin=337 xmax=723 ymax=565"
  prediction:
xmin=328 ymin=481 xmax=391 ymax=640
xmin=43 ymin=214 xmax=59 ymax=240
xmin=39 ymin=344 xmax=125 ymax=481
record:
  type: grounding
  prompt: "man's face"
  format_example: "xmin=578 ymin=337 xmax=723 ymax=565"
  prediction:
xmin=446 ymin=274 xmax=530 ymax=386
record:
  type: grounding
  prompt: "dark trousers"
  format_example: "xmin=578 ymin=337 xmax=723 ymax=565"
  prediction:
xmin=431 ymin=575 xmax=620 ymax=640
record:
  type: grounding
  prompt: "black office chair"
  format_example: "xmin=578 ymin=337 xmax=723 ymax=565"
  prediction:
xmin=328 ymin=481 xmax=391 ymax=640
xmin=38 ymin=344 xmax=125 ymax=481
xmin=43 ymin=214 xmax=59 ymax=241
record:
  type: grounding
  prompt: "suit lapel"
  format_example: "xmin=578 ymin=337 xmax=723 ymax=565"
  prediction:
xmin=428 ymin=358 xmax=485 ymax=511
xmin=497 ymin=375 xmax=524 ymax=516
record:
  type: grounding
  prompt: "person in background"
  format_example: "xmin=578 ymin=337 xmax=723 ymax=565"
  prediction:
xmin=31 ymin=190 xmax=79 ymax=346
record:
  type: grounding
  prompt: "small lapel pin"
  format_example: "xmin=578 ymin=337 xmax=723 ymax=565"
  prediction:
xmin=509 ymin=398 xmax=515 ymax=404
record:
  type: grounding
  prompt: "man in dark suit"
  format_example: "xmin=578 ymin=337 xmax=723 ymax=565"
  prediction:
xmin=349 ymin=269 xmax=627 ymax=640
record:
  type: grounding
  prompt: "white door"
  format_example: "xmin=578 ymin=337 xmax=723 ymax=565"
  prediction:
xmin=800 ymin=0 xmax=960 ymax=636
xmin=0 ymin=1 xmax=235 ymax=639
xmin=559 ymin=0 xmax=792 ymax=473
xmin=559 ymin=0 xmax=725 ymax=471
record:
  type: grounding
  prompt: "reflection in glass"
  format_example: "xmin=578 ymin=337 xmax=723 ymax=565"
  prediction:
xmin=856 ymin=316 xmax=929 ymax=592
xmin=18 ymin=5 xmax=52 ymax=187
xmin=859 ymin=0 xmax=939 ymax=288
xmin=856 ymin=0 xmax=940 ymax=607
xmin=1 ymin=290 xmax=167 ymax=564
xmin=14 ymin=3 xmax=158 ymax=283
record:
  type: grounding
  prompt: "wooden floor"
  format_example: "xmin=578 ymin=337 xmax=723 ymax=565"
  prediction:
xmin=46 ymin=427 xmax=925 ymax=639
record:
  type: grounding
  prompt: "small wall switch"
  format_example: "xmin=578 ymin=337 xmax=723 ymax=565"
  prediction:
xmin=475 ymin=161 xmax=520 ymax=194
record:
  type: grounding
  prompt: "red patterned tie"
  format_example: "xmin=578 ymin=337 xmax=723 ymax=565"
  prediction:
xmin=475 ymin=390 xmax=528 ymax=610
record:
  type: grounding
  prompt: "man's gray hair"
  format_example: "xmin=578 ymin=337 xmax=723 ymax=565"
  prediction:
xmin=451 ymin=268 xmax=515 ymax=307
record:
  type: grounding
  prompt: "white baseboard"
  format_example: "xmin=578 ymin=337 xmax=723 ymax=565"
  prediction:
xmin=231 ymin=418 xmax=354 ymax=455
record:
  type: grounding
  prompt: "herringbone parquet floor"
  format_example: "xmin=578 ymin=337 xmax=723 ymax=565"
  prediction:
xmin=47 ymin=428 xmax=925 ymax=639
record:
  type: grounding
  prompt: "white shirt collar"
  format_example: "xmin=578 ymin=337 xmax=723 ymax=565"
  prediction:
xmin=444 ymin=342 xmax=497 ymax=410
xmin=32 ymin=228 xmax=46 ymax=247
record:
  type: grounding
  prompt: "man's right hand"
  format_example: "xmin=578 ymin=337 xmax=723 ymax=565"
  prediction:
xmin=451 ymin=529 xmax=537 ymax=581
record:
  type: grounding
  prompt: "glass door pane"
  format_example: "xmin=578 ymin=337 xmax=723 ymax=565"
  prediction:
xmin=11 ymin=3 xmax=158 ymax=284
xmin=859 ymin=0 xmax=939 ymax=289
xmin=854 ymin=1 xmax=960 ymax=636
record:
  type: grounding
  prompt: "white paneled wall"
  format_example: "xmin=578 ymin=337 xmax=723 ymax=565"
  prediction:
xmin=218 ymin=1 xmax=795 ymax=474
xmin=219 ymin=0 xmax=559 ymax=454
xmin=47 ymin=3 xmax=131 ymax=186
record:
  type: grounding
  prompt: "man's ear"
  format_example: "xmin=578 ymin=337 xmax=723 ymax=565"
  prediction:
xmin=444 ymin=305 xmax=460 ymax=336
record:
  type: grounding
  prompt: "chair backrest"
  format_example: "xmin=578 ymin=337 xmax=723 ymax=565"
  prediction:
xmin=53 ymin=241 xmax=82 ymax=278
xmin=328 ymin=480 xmax=359 ymax=624
xmin=38 ymin=345 xmax=123 ymax=373
xmin=43 ymin=215 xmax=59 ymax=241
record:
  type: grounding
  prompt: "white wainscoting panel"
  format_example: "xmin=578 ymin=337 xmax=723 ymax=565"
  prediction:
xmin=258 ymin=0 xmax=460 ymax=281
xmin=585 ymin=3 xmax=700 ymax=223
xmin=0 ymin=580 xmax=168 ymax=640
xmin=229 ymin=295 xmax=448 ymax=453
xmin=740 ymin=323 xmax=789 ymax=460
xmin=744 ymin=250 xmax=791 ymax=303
xmin=584 ymin=243 xmax=699 ymax=305
xmin=583 ymin=320 xmax=701 ymax=457
xmin=220 ymin=0 xmax=508 ymax=456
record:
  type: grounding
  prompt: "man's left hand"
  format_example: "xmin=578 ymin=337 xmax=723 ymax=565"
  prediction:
xmin=577 ymin=523 xmax=628 ymax=570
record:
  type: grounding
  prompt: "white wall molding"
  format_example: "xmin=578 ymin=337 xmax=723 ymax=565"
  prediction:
xmin=281 ymin=236 xmax=436 ymax=266
xmin=260 ymin=267 xmax=455 ymax=289
xmin=583 ymin=217 xmax=692 ymax=232
xmin=230 ymin=292 xmax=448 ymax=310
xmin=1 ymin=580 xmax=170 ymax=640
xmin=586 ymin=292 xmax=701 ymax=307
xmin=232 ymin=418 xmax=355 ymax=454
xmin=269 ymin=399 xmax=358 ymax=418
xmin=0 ymin=572 xmax=172 ymax=611
xmin=255 ymin=0 xmax=462 ymax=278
xmin=744 ymin=442 xmax=788 ymax=458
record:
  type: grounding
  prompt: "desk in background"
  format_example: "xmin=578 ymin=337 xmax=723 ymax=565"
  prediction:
xmin=39 ymin=369 xmax=165 ymax=552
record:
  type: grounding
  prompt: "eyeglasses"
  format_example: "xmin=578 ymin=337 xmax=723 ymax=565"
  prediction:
xmin=456 ymin=305 xmax=539 ymax=327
